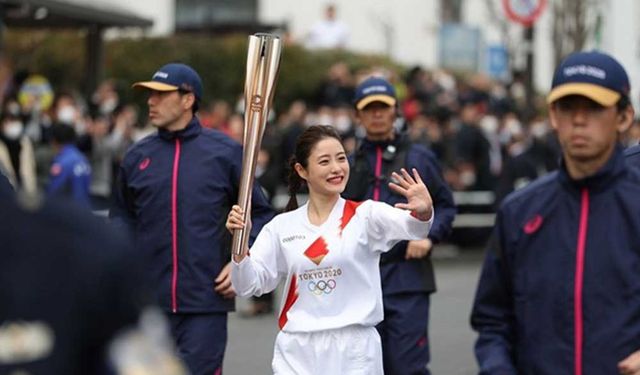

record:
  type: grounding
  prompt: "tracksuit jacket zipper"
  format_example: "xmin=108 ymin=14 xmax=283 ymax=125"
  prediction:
xmin=373 ymin=146 xmax=382 ymax=201
xmin=574 ymin=187 xmax=589 ymax=375
xmin=171 ymin=138 xmax=181 ymax=313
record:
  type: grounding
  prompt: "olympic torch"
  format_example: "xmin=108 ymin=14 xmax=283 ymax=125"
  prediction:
xmin=232 ymin=33 xmax=282 ymax=256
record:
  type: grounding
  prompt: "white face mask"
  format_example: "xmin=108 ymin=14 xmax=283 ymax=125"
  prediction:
xmin=57 ymin=105 xmax=77 ymax=125
xmin=480 ymin=116 xmax=498 ymax=134
xmin=334 ymin=114 xmax=352 ymax=133
xmin=3 ymin=121 xmax=23 ymax=140
xmin=501 ymin=118 xmax=523 ymax=144
xmin=459 ymin=170 xmax=476 ymax=187
xmin=530 ymin=121 xmax=548 ymax=139
xmin=99 ymin=98 xmax=118 ymax=115
xmin=317 ymin=113 xmax=333 ymax=126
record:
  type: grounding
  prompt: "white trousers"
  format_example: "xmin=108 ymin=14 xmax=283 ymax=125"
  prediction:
xmin=272 ymin=325 xmax=383 ymax=375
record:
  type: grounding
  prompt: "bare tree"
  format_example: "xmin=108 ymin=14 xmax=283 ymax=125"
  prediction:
xmin=551 ymin=0 xmax=600 ymax=66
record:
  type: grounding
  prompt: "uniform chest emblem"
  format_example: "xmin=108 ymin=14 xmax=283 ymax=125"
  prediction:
xmin=304 ymin=237 xmax=329 ymax=265
xmin=50 ymin=163 xmax=61 ymax=176
xmin=523 ymin=214 xmax=543 ymax=234
xmin=139 ymin=157 xmax=151 ymax=171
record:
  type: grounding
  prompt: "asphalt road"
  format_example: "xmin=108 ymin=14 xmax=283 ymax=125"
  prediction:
xmin=224 ymin=246 xmax=485 ymax=375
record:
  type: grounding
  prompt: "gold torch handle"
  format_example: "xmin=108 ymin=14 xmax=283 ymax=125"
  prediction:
xmin=232 ymin=34 xmax=282 ymax=256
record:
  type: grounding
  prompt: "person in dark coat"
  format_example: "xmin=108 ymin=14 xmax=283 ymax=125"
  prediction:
xmin=344 ymin=76 xmax=456 ymax=375
xmin=110 ymin=63 xmax=274 ymax=375
xmin=472 ymin=50 xmax=640 ymax=375
xmin=0 ymin=183 xmax=158 ymax=374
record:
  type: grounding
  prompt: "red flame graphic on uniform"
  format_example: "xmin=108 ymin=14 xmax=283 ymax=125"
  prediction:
xmin=278 ymin=274 xmax=299 ymax=329
xmin=340 ymin=200 xmax=363 ymax=235
xmin=304 ymin=237 xmax=329 ymax=266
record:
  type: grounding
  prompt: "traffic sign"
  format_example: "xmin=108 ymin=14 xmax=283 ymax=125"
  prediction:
xmin=503 ymin=0 xmax=546 ymax=26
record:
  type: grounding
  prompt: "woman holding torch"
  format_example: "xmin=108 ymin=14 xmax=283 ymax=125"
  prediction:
xmin=226 ymin=125 xmax=433 ymax=374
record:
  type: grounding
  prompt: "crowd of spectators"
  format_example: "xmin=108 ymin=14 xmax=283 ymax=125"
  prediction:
xmin=5 ymin=61 xmax=637 ymax=213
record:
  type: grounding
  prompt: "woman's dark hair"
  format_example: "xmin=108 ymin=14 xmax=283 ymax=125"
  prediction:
xmin=285 ymin=125 xmax=342 ymax=212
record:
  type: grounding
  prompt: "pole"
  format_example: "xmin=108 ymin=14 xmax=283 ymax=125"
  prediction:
xmin=524 ymin=25 xmax=534 ymax=109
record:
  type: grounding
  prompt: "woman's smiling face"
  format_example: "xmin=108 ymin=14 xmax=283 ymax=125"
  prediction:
xmin=295 ymin=137 xmax=350 ymax=198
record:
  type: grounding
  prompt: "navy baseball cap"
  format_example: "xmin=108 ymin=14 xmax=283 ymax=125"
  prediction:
xmin=133 ymin=63 xmax=203 ymax=102
xmin=354 ymin=76 xmax=397 ymax=110
xmin=547 ymin=51 xmax=630 ymax=106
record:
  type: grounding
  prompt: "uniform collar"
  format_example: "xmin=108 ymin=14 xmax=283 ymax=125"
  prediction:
xmin=158 ymin=116 xmax=201 ymax=141
xmin=59 ymin=144 xmax=78 ymax=155
xmin=558 ymin=144 xmax=627 ymax=192
xmin=360 ymin=132 xmax=400 ymax=150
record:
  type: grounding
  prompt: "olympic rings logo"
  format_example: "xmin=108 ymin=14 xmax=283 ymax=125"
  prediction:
xmin=307 ymin=279 xmax=337 ymax=295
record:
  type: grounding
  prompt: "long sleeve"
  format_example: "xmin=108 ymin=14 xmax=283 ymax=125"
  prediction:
xmin=231 ymin=221 xmax=283 ymax=297
xmin=365 ymin=200 xmax=433 ymax=253
xmin=470 ymin=211 xmax=518 ymax=375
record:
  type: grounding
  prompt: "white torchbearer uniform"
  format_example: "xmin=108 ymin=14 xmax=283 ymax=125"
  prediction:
xmin=232 ymin=198 xmax=432 ymax=375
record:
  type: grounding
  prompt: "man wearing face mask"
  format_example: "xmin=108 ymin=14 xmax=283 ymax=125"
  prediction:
xmin=90 ymin=79 xmax=121 ymax=118
xmin=343 ymin=76 xmax=456 ymax=375
xmin=53 ymin=93 xmax=89 ymax=140
xmin=0 ymin=107 xmax=37 ymax=194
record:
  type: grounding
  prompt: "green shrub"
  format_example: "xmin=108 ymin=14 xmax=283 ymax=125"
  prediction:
xmin=4 ymin=31 xmax=401 ymax=113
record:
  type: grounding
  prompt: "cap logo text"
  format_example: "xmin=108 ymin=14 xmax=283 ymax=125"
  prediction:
xmin=362 ymin=85 xmax=388 ymax=94
xmin=153 ymin=71 xmax=169 ymax=79
xmin=563 ymin=65 xmax=606 ymax=80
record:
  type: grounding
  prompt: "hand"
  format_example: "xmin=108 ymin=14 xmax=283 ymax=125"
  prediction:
xmin=389 ymin=168 xmax=433 ymax=221
xmin=226 ymin=205 xmax=251 ymax=262
xmin=619 ymin=350 xmax=640 ymax=374
xmin=226 ymin=205 xmax=247 ymax=234
xmin=405 ymin=238 xmax=433 ymax=259
xmin=214 ymin=262 xmax=236 ymax=299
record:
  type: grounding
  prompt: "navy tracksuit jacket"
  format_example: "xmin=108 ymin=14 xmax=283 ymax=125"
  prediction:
xmin=472 ymin=146 xmax=640 ymax=374
xmin=624 ymin=143 xmax=640 ymax=165
xmin=110 ymin=118 xmax=274 ymax=313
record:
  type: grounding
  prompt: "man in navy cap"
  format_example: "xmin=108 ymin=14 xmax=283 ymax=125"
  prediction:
xmin=471 ymin=51 xmax=640 ymax=374
xmin=343 ymin=76 xmax=456 ymax=374
xmin=110 ymin=63 xmax=274 ymax=375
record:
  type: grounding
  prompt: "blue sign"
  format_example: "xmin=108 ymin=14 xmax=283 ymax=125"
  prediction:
xmin=486 ymin=45 xmax=509 ymax=80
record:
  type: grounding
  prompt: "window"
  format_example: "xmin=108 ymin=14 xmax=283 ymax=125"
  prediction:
xmin=175 ymin=0 xmax=257 ymax=30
